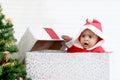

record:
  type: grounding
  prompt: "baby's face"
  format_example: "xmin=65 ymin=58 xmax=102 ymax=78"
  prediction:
xmin=79 ymin=29 xmax=99 ymax=49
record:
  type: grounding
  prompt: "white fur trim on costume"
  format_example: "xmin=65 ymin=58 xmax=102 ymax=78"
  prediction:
xmin=73 ymin=39 xmax=83 ymax=48
xmin=87 ymin=40 xmax=104 ymax=50
xmin=65 ymin=39 xmax=74 ymax=48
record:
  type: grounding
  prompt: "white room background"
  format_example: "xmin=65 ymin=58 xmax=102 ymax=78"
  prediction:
xmin=1 ymin=0 xmax=120 ymax=80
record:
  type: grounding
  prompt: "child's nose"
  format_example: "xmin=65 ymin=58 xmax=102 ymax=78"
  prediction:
xmin=84 ymin=36 xmax=89 ymax=40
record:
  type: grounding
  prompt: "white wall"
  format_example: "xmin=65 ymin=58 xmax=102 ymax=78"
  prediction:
xmin=1 ymin=0 xmax=120 ymax=80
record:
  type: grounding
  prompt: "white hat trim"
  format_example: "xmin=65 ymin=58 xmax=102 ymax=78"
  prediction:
xmin=78 ymin=25 xmax=105 ymax=40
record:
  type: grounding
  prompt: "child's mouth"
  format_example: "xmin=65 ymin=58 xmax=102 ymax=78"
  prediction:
xmin=84 ymin=43 xmax=88 ymax=45
xmin=83 ymin=43 xmax=89 ymax=49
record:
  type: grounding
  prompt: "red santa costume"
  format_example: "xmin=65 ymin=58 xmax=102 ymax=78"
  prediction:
xmin=66 ymin=18 xmax=105 ymax=53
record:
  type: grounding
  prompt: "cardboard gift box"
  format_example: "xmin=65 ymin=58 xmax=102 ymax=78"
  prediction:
xmin=25 ymin=52 xmax=109 ymax=80
xmin=17 ymin=27 xmax=65 ymax=61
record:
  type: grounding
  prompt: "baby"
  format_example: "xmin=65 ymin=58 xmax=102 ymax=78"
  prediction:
xmin=62 ymin=18 xmax=105 ymax=53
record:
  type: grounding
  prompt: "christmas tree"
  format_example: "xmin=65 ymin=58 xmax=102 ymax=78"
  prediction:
xmin=0 ymin=5 xmax=31 ymax=80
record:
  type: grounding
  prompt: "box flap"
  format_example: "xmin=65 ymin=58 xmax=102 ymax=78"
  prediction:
xmin=29 ymin=27 xmax=66 ymax=51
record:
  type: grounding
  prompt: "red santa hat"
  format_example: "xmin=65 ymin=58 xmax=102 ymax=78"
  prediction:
xmin=78 ymin=18 xmax=105 ymax=40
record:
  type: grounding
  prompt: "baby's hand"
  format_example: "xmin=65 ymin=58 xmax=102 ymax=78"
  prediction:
xmin=61 ymin=35 xmax=72 ymax=42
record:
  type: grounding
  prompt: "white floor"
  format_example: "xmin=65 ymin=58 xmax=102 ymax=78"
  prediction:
xmin=1 ymin=0 xmax=120 ymax=80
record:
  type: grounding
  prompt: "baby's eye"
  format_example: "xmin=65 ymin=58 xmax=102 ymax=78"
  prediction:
xmin=81 ymin=35 xmax=85 ymax=38
xmin=89 ymin=35 xmax=92 ymax=38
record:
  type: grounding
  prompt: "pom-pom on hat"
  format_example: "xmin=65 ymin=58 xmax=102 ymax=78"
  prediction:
xmin=84 ymin=18 xmax=102 ymax=32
